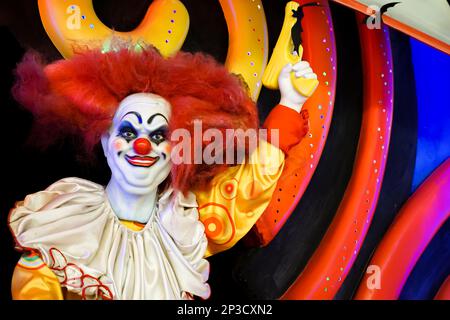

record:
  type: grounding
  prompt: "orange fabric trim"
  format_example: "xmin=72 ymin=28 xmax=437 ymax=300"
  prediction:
xmin=263 ymin=104 xmax=309 ymax=154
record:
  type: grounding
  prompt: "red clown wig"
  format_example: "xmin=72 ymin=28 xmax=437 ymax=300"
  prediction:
xmin=13 ymin=46 xmax=258 ymax=192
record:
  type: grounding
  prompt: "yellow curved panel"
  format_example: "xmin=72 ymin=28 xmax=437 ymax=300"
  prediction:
xmin=38 ymin=0 xmax=189 ymax=58
xmin=219 ymin=0 xmax=269 ymax=101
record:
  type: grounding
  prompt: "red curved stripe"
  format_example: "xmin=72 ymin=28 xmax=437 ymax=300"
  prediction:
xmin=254 ymin=0 xmax=337 ymax=246
xmin=355 ymin=159 xmax=450 ymax=300
xmin=282 ymin=12 xmax=394 ymax=299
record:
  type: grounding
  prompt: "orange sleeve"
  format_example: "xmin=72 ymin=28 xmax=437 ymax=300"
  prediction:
xmin=263 ymin=104 xmax=309 ymax=154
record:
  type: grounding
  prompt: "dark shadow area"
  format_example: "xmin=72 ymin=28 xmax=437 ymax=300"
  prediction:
xmin=0 ymin=26 xmax=113 ymax=300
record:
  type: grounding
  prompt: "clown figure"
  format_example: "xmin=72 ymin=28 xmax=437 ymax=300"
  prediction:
xmin=8 ymin=46 xmax=316 ymax=299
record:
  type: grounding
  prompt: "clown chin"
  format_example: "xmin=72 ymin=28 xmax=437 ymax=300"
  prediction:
xmin=117 ymin=162 xmax=171 ymax=195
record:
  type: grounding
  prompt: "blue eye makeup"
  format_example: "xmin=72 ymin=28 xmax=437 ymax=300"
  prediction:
xmin=118 ymin=121 xmax=138 ymax=142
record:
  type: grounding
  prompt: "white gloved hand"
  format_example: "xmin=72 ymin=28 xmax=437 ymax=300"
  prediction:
xmin=278 ymin=60 xmax=318 ymax=113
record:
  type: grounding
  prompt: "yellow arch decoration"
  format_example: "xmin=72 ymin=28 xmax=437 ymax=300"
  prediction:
xmin=219 ymin=0 xmax=268 ymax=101
xmin=38 ymin=0 xmax=189 ymax=58
xmin=38 ymin=0 xmax=269 ymax=101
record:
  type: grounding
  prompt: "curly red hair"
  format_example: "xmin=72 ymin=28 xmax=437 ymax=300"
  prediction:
xmin=13 ymin=46 xmax=258 ymax=192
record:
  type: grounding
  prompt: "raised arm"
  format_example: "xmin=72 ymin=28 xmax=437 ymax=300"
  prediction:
xmin=264 ymin=61 xmax=317 ymax=154
xmin=195 ymin=62 xmax=317 ymax=256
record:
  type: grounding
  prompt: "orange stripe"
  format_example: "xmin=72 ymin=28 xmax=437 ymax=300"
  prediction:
xmin=282 ymin=12 xmax=394 ymax=299
xmin=254 ymin=0 xmax=337 ymax=246
xmin=355 ymin=159 xmax=450 ymax=300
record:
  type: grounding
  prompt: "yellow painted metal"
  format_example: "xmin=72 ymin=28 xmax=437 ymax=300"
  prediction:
xmin=262 ymin=1 xmax=319 ymax=97
xmin=38 ymin=0 xmax=189 ymax=58
xmin=38 ymin=0 xmax=272 ymax=101
xmin=219 ymin=0 xmax=269 ymax=101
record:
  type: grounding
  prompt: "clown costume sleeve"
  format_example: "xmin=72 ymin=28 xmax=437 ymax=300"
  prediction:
xmin=194 ymin=59 xmax=315 ymax=257
xmin=194 ymin=105 xmax=310 ymax=257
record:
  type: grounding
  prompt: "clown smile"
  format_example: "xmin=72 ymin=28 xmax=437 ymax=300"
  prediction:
xmin=125 ymin=155 xmax=159 ymax=167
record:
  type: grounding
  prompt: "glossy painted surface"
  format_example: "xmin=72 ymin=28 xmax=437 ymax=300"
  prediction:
xmin=410 ymin=38 xmax=450 ymax=191
xmin=255 ymin=0 xmax=337 ymax=245
xmin=332 ymin=0 xmax=450 ymax=54
xmin=355 ymin=159 xmax=450 ymax=299
xmin=283 ymin=12 xmax=394 ymax=299
xmin=219 ymin=0 xmax=268 ymax=101
xmin=38 ymin=0 xmax=190 ymax=58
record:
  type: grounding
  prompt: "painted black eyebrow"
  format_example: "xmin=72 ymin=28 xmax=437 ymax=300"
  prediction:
xmin=121 ymin=111 xmax=142 ymax=124
xmin=150 ymin=124 xmax=169 ymax=133
xmin=147 ymin=113 xmax=169 ymax=126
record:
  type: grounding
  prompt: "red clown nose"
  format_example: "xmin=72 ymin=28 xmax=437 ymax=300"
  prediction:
xmin=133 ymin=138 xmax=152 ymax=155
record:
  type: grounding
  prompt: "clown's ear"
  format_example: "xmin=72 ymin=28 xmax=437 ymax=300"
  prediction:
xmin=100 ymin=133 xmax=110 ymax=157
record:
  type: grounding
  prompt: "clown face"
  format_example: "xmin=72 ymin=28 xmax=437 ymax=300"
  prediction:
xmin=101 ymin=93 xmax=172 ymax=195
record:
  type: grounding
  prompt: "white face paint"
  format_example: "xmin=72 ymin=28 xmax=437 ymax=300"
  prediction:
xmin=101 ymin=93 xmax=172 ymax=195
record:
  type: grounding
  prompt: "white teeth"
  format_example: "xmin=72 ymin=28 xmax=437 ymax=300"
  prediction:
xmin=132 ymin=158 xmax=153 ymax=163
xmin=133 ymin=159 xmax=152 ymax=164
xmin=126 ymin=155 xmax=158 ymax=167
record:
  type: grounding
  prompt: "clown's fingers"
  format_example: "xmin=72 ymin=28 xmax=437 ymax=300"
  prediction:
xmin=294 ymin=67 xmax=313 ymax=78
xmin=302 ymin=72 xmax=318 ymax=80
xmin=292 ymin=61 xmax=310 ymax=72
xmin=280 ymin=63 xmax=294 ymax=77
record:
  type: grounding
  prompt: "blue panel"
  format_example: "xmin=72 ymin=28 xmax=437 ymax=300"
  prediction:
xmin=410 ymin=39 xmax=450 ymax=191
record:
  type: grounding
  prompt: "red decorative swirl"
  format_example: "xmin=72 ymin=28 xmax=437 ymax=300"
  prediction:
xmin=48 ymin=247 xmax=114 ymax=300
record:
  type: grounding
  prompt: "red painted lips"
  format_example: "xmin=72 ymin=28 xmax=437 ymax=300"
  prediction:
xmin=125 ymin=155 xmax=159 ymax=167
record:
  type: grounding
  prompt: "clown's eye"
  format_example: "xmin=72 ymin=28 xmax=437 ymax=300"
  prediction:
xmin=150 ymin=130 xmax=166 ymax=145
xmin=122 ymin=131 xmax=136 ymax=139
xmin=118 ymin=124 xmax=137 ymax=142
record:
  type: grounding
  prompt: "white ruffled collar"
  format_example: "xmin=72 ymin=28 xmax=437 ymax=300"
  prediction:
xmin=9 ymin=177 xmax=210 ymax=300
